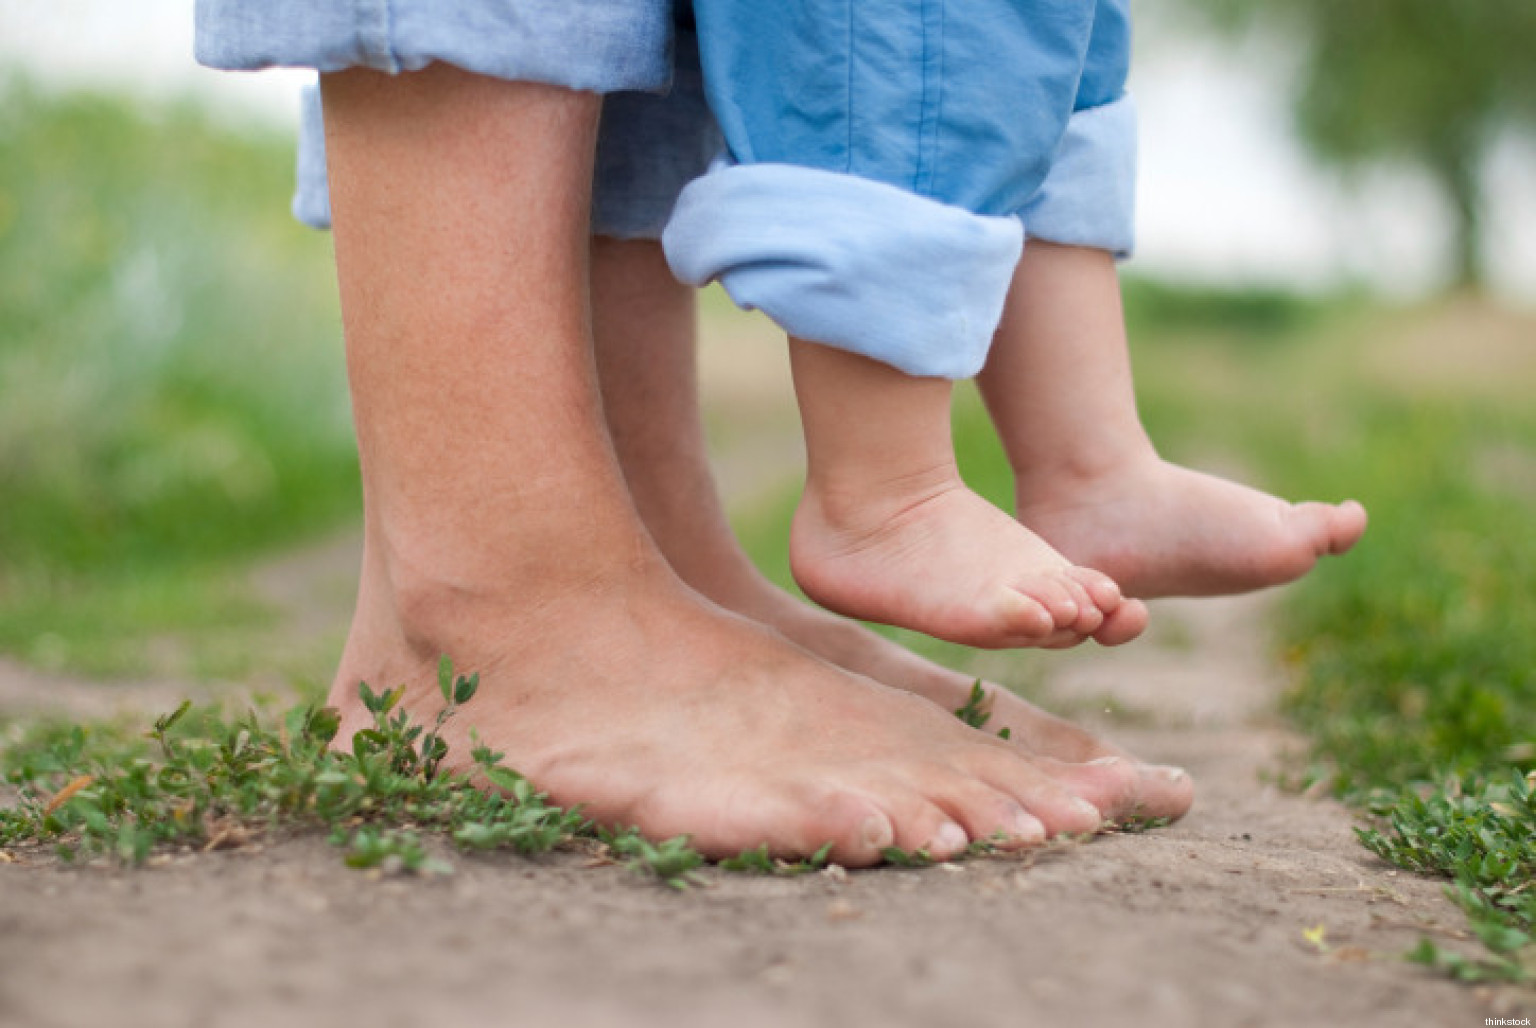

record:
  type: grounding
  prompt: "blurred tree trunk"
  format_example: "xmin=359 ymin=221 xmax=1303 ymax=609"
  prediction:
xmin=1427 ymin=145 xmax=1486 ymax=291
xmin=1175 ymin=0 xmax=1535 ymax=296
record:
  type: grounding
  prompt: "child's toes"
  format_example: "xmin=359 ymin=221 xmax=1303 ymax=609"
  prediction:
xmin=1053 ymin=574 xmax=1105 ymax=635
xmin=1067 ymin=566 xmax=1125 ymax=613
xmin=1091 ymin=597 xmax=1148 ymax=647
xmin=1013 ymin=576 xmax=1084 ymax=630
xmin=991 ymin=588 xmax=1056 ymax=642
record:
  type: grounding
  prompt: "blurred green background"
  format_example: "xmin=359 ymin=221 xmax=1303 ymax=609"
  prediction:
xmin=0 ymin=78 xmax=358 ymax=680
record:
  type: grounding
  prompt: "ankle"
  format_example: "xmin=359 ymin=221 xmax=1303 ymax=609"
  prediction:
xmin=801 ymin=459 xmax=965 ymax=537
xmin=372 ymin=527 xmax=661 ymax=650
xmin=1012 ymin=433 xmax=1160 ymax=507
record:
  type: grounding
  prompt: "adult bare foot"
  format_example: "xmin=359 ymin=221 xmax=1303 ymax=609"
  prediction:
xmin=787 ymin=338 xmax=1146 ymax=650
xmin=696 ymin=582 xmax=1193 ymax=823
xmin=320 ymin=65 xmax=1103 ymax=867
xmin=334 ymin=558 xmax=1112 ymax=865
xmin=590 ymin=238 xmax=1188 ymax=824
xmin=979 ymin=240 xmax=1365 ymax=600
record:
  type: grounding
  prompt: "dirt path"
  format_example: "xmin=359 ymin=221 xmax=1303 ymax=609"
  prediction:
xmin=0 ymin=316 xmax=1522 ymax=1027
xmin=0 ymin=588 xmax=1510 ymax=1028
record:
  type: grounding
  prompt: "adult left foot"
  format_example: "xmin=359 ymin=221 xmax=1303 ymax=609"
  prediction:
xmin=714 ymin=578 xmax=1194 ymax=824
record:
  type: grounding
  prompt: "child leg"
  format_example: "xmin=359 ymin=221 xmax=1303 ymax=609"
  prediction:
xmin=669 ymin=0 xmax=1144 ymax=648
xmin=977 ymin=0 xmax=1366 ymax=596
xmin=981 ymin=242 xmax=1367 ymax=596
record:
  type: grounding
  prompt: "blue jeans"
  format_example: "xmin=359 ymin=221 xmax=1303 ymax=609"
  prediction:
xmin=666 ymin=0 xmax=1135 ymax=377
xmin=197 ymin=0 xmax=1134 ymax=378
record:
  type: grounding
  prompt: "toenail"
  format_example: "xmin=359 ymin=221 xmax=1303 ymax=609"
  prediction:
xmin=1069 ymin=797 xmax=1104 ymax=823
xmin=932 ymin=821 xmax=968 ymax=855
xmin=1010 ymin=810 xmax=1046 ymax=843
xmin=1087 ymin=756 xmax=1124 ymax=767
xmin=861 ymin=814 xmax=894 ymax=850
xmin=1139 ymin=764 xmax=1187 ymax=785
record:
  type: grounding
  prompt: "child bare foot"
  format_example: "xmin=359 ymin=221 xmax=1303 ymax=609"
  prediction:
xmin=979 ymin=240 xmax=1366 ymax=599
xmin=787 ymin=337 xmax=1145 ymax=650
xmin=793 ymin=475 xmax=1147 ymax=648
xmin=1019 ymin=459 xmax=1367 ymax=597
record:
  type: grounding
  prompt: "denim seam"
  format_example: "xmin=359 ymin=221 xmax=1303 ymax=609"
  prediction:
xmin=1073 ymin=89 xmax=1127 ymax=114
xmin=929 ymin=0 xmax=948 ymax=197
xmin=843 ymin=0 xmax=854 ymax=176
xmin=913 ymin=0 xmax=932 ymax=195
xmin=354 ymin=0 xmax=399 ymax=73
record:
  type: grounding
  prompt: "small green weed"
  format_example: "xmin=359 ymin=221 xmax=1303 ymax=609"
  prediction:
xmin=603 ymin=831 xmax=708 ymax=890
xmin=879 ymin=846 xmax=936 ymax=868
xmin=953 ymin=681 xmax=1012 ymax=740
xmin=718 ymin=842 xmax=834 ymax=877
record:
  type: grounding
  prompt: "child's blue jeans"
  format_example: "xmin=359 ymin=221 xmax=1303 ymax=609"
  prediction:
xmin=197 ymin=0 xmax=1134 ymax=379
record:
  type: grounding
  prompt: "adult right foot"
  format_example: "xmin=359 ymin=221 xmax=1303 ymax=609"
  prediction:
xmin=331 ymin=558 xmax=1108 ymax=867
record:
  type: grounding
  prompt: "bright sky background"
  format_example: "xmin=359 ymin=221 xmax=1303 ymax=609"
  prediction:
xmin=3 ymin=0 xmax=1533 ymax=300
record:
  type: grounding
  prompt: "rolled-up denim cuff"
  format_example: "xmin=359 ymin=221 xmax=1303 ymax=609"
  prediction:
xmin=194 ymin=0 xmax=672 ymax=94
xmin=663 ymin=164 xmax=1022 ymax=380
xmin=291 ymin=64 xmax=722 ymax=235
xmin=293 ymin=83 xmax=331 ymax=229
xmin=593 ymin=33 xmax=721 ymax=240
xmin=1017 ymin=94 xmax=1137 ymax=258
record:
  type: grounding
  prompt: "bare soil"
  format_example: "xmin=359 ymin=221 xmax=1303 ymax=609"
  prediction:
xmin=1 ymin=313 xmax=1526 ymax=1028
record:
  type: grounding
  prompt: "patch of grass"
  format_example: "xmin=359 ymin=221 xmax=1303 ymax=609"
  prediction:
xmin=0 ymin=656 xmax=1121 ymax=885
xmin=1136 ymin=300 xmax=1536 ymax=981
xmin=0 ymin=78 xmax=359 ymax=677
xmin=718 ymin=842 xmax=833 ymax=877
xmin=0 ymin=658 xmax=705 ymax=888
xmin=1360 ymin=772 xmax=1536 ymax=983
xmin=1119 ymin=275 xmax=1347 ymax=341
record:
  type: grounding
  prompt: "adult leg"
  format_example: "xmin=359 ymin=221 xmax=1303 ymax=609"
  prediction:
xmin=322 ymin=64 xmax=1110 ymax=864
xmin=592 ymin=237 xmax=1191 ymax=821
